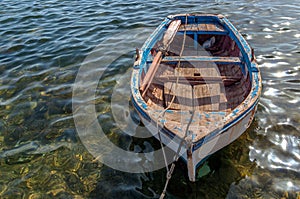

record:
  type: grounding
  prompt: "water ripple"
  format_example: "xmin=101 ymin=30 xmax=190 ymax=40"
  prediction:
xmin=250 ymin=123 xmax=300 ymax=172
xmin=0 ymin=0 xmax=299 ymax=198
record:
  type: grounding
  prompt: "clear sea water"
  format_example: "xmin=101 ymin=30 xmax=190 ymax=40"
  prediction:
xmin=0 ymin=0 xmax=299 ymax=198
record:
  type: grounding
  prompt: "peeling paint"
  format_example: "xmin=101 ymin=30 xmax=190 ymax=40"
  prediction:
xmin=130 ymin=14 xmax=262 ymax=182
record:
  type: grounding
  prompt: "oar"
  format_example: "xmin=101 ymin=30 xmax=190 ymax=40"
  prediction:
xmin=140 ymin=20 xmax=181 ymax=97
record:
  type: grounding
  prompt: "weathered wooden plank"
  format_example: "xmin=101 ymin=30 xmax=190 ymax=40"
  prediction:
xmin=155 ymin=76 xmax=241 ymax=84
xmin=140 ymin=51 xmax=162 ymax=94
xmin=162 ymin=20 xmax=182 ymax=48
xmin=163 ymin=81 xmax=229 ymax=112
xmin=174 ymin=67 xmax=220 ymax=77
xmin=156 ymin=66 xmax=241 ymax=85
xmin=177 ymin=31 xmax=229 ymax=36
xmin=193 ymin=83 xmax=226 ymax=111
xmin=164 ymin=82 xmax=193 ymax=110
xmin=140 ymin=20 xmax=181 ymax=95
xmin=160 ymin=56 xmax=241 ymax=64
xmin=178 ymin=23 xmax=224 ymax=32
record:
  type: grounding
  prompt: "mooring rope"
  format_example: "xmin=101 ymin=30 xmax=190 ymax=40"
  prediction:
xmin=156 ymin=14 xmax=187 ymax=173
xmin=156 ymin=14 xmax=196 ymax=199
xmin=159 ymin=88 xmax=195 ymax=199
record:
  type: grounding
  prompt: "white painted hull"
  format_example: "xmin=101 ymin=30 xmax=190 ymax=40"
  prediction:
xmin=135 ymin=104 xmax=257 ymax=181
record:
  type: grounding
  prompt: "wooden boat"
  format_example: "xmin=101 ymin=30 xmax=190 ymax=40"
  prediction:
xmin=131 ymin=14 xmax=262 ymax=181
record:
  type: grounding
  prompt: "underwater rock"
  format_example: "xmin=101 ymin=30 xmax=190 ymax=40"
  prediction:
xmin=4 ymin=126 xmax=24 ymax=146
xmin=0 ymin=138 xmax=74 ymax=162
xmin=1 ymin=187 xmax=25 ymax=199
xmin=0 ymin=141 xmax=39 ymax=158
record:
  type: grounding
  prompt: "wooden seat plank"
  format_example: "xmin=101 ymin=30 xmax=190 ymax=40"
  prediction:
xmin=160 ymin=56 xmax=241 ymax=64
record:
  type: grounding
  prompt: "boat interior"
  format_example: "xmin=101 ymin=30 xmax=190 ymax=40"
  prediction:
xmin=140 ymin=22 xmax=251 ymax=114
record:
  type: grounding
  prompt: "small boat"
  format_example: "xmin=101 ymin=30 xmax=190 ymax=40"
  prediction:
xmin=131 ymin=14 xmax=262 ymax=181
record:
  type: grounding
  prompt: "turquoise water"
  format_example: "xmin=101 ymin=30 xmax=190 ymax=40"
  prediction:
xmin=0 ymin=0 xmax=299 ymax=198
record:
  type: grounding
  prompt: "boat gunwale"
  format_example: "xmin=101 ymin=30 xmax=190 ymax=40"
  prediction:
xmin=131 ymin=13 xmax=262 ymax=148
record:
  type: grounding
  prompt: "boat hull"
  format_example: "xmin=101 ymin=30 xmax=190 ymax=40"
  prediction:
xmin=130 ymin=14 xmax=262 ymax=181
xmin=132 ymin=95 xmax=258 ymax=181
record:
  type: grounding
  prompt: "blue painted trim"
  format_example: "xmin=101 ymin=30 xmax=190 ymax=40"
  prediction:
xmin=220 ymin=17 xmax=253 ymax=76
xmin=194 ymin=33 xmax=198 ymax=50
xmin=171 ymin=15 xmax=222 ymax=25
xmin=195 ymin=155 xmax=211 ymax=169
xmin=192 ymin=98 xmax=259 ymax=151
xmin=139 ymin=18 xmax=171 ymax=75
xmin=131 ymin=95 xmax=151 ymax=122
xmin=251 ymin=72 xmax=260 ymax=98
xmin=251 ymin=63 xmax=259 ymax=72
